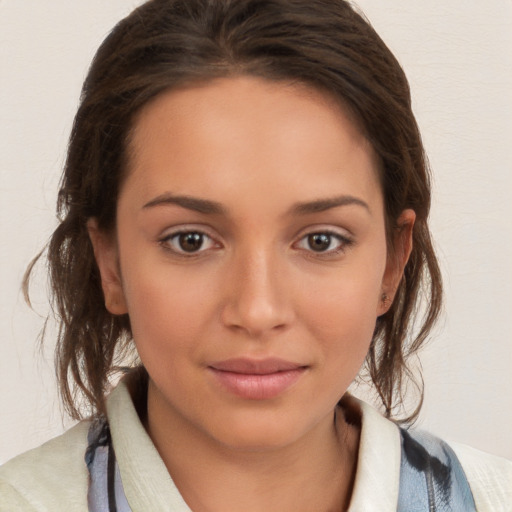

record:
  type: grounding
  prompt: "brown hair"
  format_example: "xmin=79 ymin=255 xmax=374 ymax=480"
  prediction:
xmin=25 ymin=0 xmax=442 ymax=421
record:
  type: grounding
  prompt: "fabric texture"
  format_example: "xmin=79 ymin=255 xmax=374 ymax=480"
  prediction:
xmin=1 ymin=379 xmax=511 ymax=511
xmin=398 ymin=429 xmax=476 ymax=511
xmin=84 ymin=413 xmax=478 ymax=512
xmin=85 ymin=418 xmax=131 ymax=512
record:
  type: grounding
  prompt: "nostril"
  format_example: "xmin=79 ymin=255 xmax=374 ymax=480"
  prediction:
xmin=220 ymin=296 xmax=292 ymax=337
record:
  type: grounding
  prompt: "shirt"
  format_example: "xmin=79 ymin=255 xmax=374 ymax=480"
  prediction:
xmin=1 ymin=380 xmax=511 ymax=511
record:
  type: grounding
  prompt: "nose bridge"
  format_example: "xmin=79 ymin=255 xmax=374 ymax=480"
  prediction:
xmin=222 ymin=242 xmax=291 ymax=336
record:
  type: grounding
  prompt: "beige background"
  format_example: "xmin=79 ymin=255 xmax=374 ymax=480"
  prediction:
xmin=1 ymin=0 xmax=511 ymax=463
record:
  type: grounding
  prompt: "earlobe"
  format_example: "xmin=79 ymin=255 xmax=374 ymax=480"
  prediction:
xmin=87 ymin=219 xmax=128 ymax=316
xmin=377 ymin=209 xmax=416 ymax=316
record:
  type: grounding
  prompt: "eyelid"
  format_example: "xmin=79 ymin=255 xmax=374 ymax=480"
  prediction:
xmin=158 ymin=225 xmax=222 ymax=255
xmin=294 ymin=224 xmax=353 ymax=240
xmin=293 ymin=226 xmax=354 ymax=255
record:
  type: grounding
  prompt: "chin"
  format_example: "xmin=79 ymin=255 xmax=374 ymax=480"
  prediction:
xmin=203 ymin=405 xmax=332 ymax=453
xmin=214 ymin=424 xmax=305 ymax=452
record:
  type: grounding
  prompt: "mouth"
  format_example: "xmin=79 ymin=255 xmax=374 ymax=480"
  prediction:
xmin=208 ymin=358 xmax=308 ymax=400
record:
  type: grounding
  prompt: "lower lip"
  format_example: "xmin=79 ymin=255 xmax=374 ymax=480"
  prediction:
xmin=209 ymin=368 xmax=306 ymax=400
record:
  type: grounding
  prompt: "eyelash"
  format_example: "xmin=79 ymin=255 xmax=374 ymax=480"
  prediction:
xmin=158 ymin=228 xmax=353 ymax=258
xmin=159 ymin=230 xmax=218 ymax=256
xmin=294 ymin=230 xmax=353 ymax=256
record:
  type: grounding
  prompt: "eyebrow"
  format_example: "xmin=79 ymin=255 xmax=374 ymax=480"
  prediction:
xmin=143 ymin=193 xmax=226 ymax=214
xmin=142 ymin=193 xmax=369 ymax=216
xmin=289 ymin=195 xmax=370 ymax=215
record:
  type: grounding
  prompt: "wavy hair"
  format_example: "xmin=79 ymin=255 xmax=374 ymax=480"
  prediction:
xmin=25 ymin=0 xmax=442 ymax=421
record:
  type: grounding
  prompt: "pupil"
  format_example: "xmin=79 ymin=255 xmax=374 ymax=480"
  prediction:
xmin=179 ymin=233 xmax=203 ymax=252
xmin=308 ymin=234 xmax=331 ymax=251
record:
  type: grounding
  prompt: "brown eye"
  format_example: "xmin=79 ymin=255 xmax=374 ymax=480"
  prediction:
xmin=161 ymin=230 xmax=216 ymax=255
xmin=178 ymin=232 xmax=204 ymax=252
xmin=307 ymin=233 xmax=332 ymax=252
xmin=295 ymin=230 xmax=352 ymax=255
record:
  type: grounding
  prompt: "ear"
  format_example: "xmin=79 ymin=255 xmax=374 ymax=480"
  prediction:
xmin=377 ymin=209 xmax=416 ymax=316
xmin=87 ymin=219 xmax=128 ymax=315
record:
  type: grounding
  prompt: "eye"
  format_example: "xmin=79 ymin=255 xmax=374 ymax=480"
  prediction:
xmin=160 ymin=230 xmax=217 ymax=254
xmin=295 ymin=231 xmax=351 ymax=254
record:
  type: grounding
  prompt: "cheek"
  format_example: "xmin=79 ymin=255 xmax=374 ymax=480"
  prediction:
xmin=298 ymin=254 xmax=386 ymax=360
xmin=120 ymin=259 xmax=220 ymax=360
xmin=304 ymin=282 xmax=379 ymax=347
xmin=301 ymin=279 xmax=380 ymax=399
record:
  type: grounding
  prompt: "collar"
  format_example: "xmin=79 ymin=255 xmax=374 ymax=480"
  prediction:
xmin=106 ymin=378 xmax=401 ymax=511
xmin=107 ymin=379 xmax=192 ymax=511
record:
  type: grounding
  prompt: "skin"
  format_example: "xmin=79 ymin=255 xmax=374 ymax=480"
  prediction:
xmin=89 ymin=76 xmax=414 ymax=511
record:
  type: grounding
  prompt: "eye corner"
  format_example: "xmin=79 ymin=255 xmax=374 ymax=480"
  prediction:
xmin=158 ymin=228 xmax=222 ymax=257
xmin=293 ymin=228 xmax=355 ymax=257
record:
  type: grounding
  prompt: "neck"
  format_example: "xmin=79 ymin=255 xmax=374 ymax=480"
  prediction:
xmin=145 ymin=382 xmax=360 ymax=512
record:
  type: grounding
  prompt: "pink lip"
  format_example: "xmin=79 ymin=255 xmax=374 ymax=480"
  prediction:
xmin=208 ymin=358 xmax=307 ymax=400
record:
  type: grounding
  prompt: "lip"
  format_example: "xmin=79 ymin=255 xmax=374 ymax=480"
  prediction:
xmin=208 ymin=358 xmax=307 ymax=400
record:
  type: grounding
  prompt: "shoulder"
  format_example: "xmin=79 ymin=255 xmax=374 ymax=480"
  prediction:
xmin=345 ymin=395 xmax=512 ymax=511
xmin=0 ymin=420 xmax=91 ymax=512
xmin=398 ymin=427 xmax=512 ymax=511
xmin=448 ymin=440 xmax=512 ymax=512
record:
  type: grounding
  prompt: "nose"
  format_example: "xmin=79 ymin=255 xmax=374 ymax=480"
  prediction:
xmin=220 ymin=248 xmax=294 ymax=338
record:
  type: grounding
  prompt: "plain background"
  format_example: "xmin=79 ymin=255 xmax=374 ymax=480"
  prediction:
xmin=1 ymin=0 xmax=511 ymax=464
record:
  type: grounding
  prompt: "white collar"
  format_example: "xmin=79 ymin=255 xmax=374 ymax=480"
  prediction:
xmin=107 ymin=380 xmax=401 ymax=511
xmin=344 ymin=395 xmax=401 ymax=511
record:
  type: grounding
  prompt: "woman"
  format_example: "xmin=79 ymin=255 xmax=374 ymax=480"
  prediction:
xmin=1 ymin=0 xmax=510 ymax=510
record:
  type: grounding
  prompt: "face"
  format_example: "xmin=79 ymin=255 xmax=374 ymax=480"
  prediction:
xmin=90 ymin=76 xmax=413 ymax=451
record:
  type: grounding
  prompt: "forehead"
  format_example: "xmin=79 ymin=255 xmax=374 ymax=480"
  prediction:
xmin=124 ymin=76 xmax=382 ymax=214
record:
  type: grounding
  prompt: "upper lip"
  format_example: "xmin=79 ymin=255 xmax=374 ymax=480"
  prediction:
xmin=209 ymin=358 xmax=306 ymax=375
